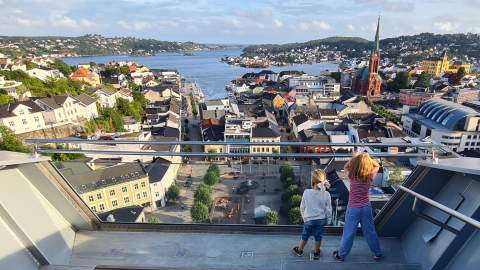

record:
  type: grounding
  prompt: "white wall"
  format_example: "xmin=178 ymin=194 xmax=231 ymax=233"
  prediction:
xmin=0 ymin=167 xmax=75 ymax=265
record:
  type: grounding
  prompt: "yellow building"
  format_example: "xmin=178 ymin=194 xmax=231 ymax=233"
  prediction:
xmin=251 ymin=127 xmax=281 ymax=159
xmin=70 ymin=67 xmax=101 ymax=87
xmin=422 ymin=52 xmax=471 ymax=76
xmin=60 ymin=162 xmax=153 ymax=213
xmin=449 ymin=61 xmax=471 ymax=74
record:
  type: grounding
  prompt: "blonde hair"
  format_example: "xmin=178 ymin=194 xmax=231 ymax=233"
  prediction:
xmin=311 ymin=169 xmax=330 ymax=191
xmin=344 ymin=152 xmax=380 ymax=183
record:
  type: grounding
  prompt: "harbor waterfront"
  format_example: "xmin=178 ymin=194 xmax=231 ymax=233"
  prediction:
xmin=62 ymin=48 xmax=338 ymax=99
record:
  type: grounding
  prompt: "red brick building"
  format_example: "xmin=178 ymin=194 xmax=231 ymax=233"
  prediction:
xmin=352 ymin=17 xmax=382 ymax=99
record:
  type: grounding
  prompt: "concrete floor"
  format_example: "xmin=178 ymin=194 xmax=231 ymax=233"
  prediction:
xmin=67 ymin=231 xmax=416 ymax=270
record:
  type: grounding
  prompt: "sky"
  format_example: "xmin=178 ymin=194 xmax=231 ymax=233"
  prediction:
xmin=1 ymin=0 xmax=479 ymax=44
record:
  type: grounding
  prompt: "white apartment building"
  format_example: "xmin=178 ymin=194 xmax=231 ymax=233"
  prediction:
xmin=35 ymin=95 xmax=83 ymax=124
xmin=224 ymin=115 xmax=252 ymax=154
xmin=94 ymin=88 xmax=118 ymax=108
xmin=26 ymin=67 xmax=64 ymax=81
xmin=204 ymin=98 xmax=230 ymax=111
xmin=0 ymin=101 xmax=46 ymax=134
xmin=289 ymin=75 xmax=340 ymax=100
xmin=72 ymin=94 xmax=99 ymax=120
xmin=402 ymin=98 xmax=480 ymax=152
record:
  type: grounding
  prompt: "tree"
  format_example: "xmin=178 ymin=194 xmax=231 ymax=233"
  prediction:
xmin=191 ymin=202 xmax=209 ymax=222
xmin=49 ymin=59 xmax=72 ymax=77
xmin=414 ymin=72 xmax=431 ymax=88
xmin=49 ymin=152 xmax=86 ymax=161
xmin=280 ymin=164 xmax=295 ymax=183
xmin=182 ymin=145 xmax=192 ymax=152
xmin=283 ymin=176 xmax=295 ymax=188
xmin=194 ymin=184 xmax=213 ymax=206
xmin=207 ymin=164 xmax=220 ymax=178
xmin=449 ymin=67 xmax=467 ymax=85
xmin=0 ymin=94 xmax=13 ymax=105
xmin=147 ymin=216 xmax=160 ymax=223
xmin=389 ymin=167 xmax=404 ymax=186
xmin=288 ymin=207 xmax=303 ymax=225
xmin=283 ymin=184 xmax=300 ymax=202
xmin=203 ymin=171 xmax=219 ymax=186
xmin=387 ymin=71 xmax=411 ymax=92
xmin=166 ymin=185 xmax=180 ymax=202
xmin=265 ymin=210 xmax=279 ymax=225
xmin=189 ymin=93 xmax=198 ymax=117
xmin=288 ymin=194 xmax=302 ymax=209
xmin=0 ymin=126 xmax=31 ymax=153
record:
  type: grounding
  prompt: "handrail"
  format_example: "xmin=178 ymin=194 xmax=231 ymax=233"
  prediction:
xmin=35 ymin=148 xmax=430 ymax=158
xmin=26 ymin=138 xmax=443 ymax=147
xmin=397 ymin=185 xmax=480 ymax=230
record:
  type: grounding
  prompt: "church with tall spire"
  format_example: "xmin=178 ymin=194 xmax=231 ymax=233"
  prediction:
xmin=352 ymin=17 xmax=382 ymax=99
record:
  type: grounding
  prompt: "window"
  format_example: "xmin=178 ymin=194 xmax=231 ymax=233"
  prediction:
xmin=91 ymin=206 xmax=97 ymax=212
xmin=97 ymin=193 xmax=102 ymax=200
xmin=136 ymin=193 xmax=141 ymax=200
xmin=143 ymin=191 xmax=148 ymax=198
xmin=112 ymin=200 xmax=118 ymax=207
xmin=22 ymin=119 xmax=27 ymax=125
xmin=141 ymin=182 xmax=146 ymax=188
xmin=122 ymin=186 xmax=127 ymax=192
xmin=34 ymin=116 xmax=39 ymax=122
xmin=88 ymin=195 xmax=94 ymax=202
xmin=99 ymin=203 xmax=105 ymax=211
xmin=109 ymin=190 xmax=115 ymax=196
xmin=8 ymin=121 xmax=14 ymax=127
xmin=134 ymin=184 xmax=139 ymax=190
xmin=19 ymin=110 xmax=24 ymax=115
xmin=124 ymin=196 xmax=130 ymax=203
xmin=155 ymin=192 xmax=159 ymax=197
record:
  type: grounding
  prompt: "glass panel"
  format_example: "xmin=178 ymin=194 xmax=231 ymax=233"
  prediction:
xmin=48 ymin=148 xmax=417 ymax=226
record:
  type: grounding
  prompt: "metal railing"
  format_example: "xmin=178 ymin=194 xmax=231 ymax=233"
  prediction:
xmin=398 ymin=185 xmax=480 ymax=230
xmin=26 ymin=139 xmax=447 ymax=159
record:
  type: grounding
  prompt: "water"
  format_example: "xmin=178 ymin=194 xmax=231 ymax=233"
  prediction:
xmin=62 ymin=48 xmax=338 ymax=99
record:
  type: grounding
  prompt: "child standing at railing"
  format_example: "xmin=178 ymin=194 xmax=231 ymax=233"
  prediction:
xmin=292 ymin=169 xmax=332 ymax=260
xmin=333 ymin=152 xmax=382 ymax=261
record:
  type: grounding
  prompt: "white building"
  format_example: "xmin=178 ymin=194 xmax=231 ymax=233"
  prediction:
xmin=402 ymin=98 xmax=480 ymax=152
xmin=289 ymin=75 xmax=340 ymax=100
xmin=72 ymin=94 xmax=99 ymax=120
xmin=0 ymin=101 xmax=46 ymax=134
xmin=123 ymin=116 xmax=141 ymax=132
xmin=35 ymin=95 xmax=83 ymax=125
xmin=204 ymin=98 xmax=230 ymax=111
xmin=94 ymin=88 xmax=118 ymax=108
xmin=26 ymin=67 xmax=64 ymax=81
xmin=224 ymin=115 xmax=252 ymax=154
xmin=146 ymin=158 xmax=180 ymax=207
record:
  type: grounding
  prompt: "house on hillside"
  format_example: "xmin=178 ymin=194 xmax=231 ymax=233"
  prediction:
xmin=72 ymin=94 xmax=99 ymax=120
xmin=35 ymin=95 xmax=83 ymax=124
xmin=94 ymin=88 xmax=118 ymax=108
xmin=27 ymin=67 xmax=64 ymax=81
xmin=71 ymin=68 xmax=101 ymax=87
xmin=0 ymin=101 xmax=46 ymax=134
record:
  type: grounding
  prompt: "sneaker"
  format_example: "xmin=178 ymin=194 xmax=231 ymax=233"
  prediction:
xmin=372 ymin=254 xmax=383 ymax=261
xmin=292 ymin=247 xmax=304 ymax=257
xmin=333 ymin=250 xmax=344 ymax=261
xmin=313 ymin=251 xmax=321 ymax=260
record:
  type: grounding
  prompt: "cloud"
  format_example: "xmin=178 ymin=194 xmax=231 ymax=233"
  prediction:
xmin=117 ymin=20 xmax=152 ymax=31
xmin=16 ymin=18 xmax=44 ymax=27
xmin=346 ymin=24 xmax=355 ymax=31
xmin=299 ymin=20 xmax=333 ymax=32
xmin=273 ymin=19 xmax=283 ymax=28
xmin=353 ymin=0 xmax=414 ymax=12
xmin=434 ymin=21 xmax=460 ymax=32
xmin=50 ymin=15 xmax=96 ymax=29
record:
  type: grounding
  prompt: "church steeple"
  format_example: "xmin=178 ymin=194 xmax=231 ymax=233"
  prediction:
xmin=374 ymin=16 xmax=380 ymax=54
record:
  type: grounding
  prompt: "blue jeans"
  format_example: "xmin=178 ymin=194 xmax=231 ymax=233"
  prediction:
xmin=301 ymin=219 xmax=326 ymax=242
xmin=338 ymin=205 xmax=382 ymax=257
